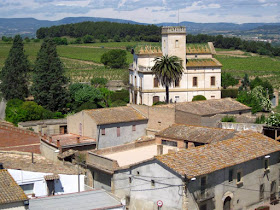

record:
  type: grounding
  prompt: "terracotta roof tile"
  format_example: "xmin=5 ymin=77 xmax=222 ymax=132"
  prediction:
xmin=156 ymin=131 xmax=280 ymax=178
xmin=186 ymin=43 xmax=211 ymax=54
xmin=186 ymin=58 xmax=222 ymax=67
xmin=0 ymin=169 xmax=28 ymax=204
xmin=85 ymin=106 xmax=147 ymax=125
xmin=156 ymin=124 xmax=237 ymax=143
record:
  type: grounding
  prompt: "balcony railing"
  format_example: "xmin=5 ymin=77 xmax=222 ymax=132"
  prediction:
xmin=194 ymin=186 xmax=215 ymax=202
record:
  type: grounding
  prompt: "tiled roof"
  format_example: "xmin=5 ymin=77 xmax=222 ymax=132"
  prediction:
xmin=0 ymin=169 xmax=28 ymax=204
xmin=156 ymin=124 xmax=237 ymax=143
xmin=156 ymin=131 xmax=280 ymax=178
xmin=175 ymin=98 xmax=251 ymax=116
xmin=85 ymin=106 xmax=147 ymax=125
xmin=44 ymin=174 xmax=60 ymax=181
xmin=186 ymin=43 xmax=211 ymax=54
xmin=134 ymin=45 xmax=162 ymax=56
xmin=186 ymin=58 xmax=222 ymax=67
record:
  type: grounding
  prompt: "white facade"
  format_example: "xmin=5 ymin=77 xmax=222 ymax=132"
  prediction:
xmin=8 ymin=169 xmax=85 ymax=198
xmin=129 ymin=26 xmax=222 ymax=106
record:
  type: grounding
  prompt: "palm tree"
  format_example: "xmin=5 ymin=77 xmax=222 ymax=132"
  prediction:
xmin=151 ymin=55 xmax=184 ymax=103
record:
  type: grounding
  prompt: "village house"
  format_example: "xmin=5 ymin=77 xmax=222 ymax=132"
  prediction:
xmin=0 ymin=152 xmax=85 ymax=198
xmin=155 ymin=124 xmax=237 ymax=148
xmin=129 ymin=26 xmax=222 ymax=105
xmin=0 ymin=168 xmax=29 ymax=210
xmin=67 ymin=106 xmax=148 ymax=149
xmin=131 ymin=98 xmax=252 ymax=134
xmin=110 ymin=131 xmax=280 ymax=210
xmin=18 ymin=118 xmax=67 ymax=135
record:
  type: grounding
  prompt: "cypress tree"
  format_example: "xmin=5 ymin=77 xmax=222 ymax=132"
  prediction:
xmin=32 ymin=38 xmax=68 ymax=112
xmin=0 ymin=35 xmax=30 ymax=100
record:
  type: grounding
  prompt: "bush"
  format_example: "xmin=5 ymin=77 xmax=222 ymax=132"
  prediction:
xmin=192 ymin=95 xmax=206 ymax=101
xmin=221 ymin=115 xmax=236 ymax=122
xmin=265 ymin=112 xmax=280 ymax=127
xmin=111 ymin=89 xmax=129 ymax=103
xmin=76 ymin=102 xmax=97 ymax=112
xmin=53 ymin=37 xmax=68 ymax=45
xmin=111 ymin=100 xmax=127 ymax=107
xmin=153 ymin=101 xmax=166 ymax=106
xmin=255 ymin=114 xmax=266 ymax=124
xmin=82 ymin=35 xmax=94 ymax=43
xmin=91 ymin=78 xmax=108 ymax=88
xmin=101 ymin=49 xmax=127 ymax=68
xmin=221 ymin=89 xmax=238 ymax=98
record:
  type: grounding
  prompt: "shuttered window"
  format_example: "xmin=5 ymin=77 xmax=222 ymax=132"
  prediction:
xmin=117 ymin=127 xmax=120 ymax=137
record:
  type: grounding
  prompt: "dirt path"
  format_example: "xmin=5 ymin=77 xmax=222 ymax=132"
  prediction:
xmin=60 ymin=57 xmax=104 ymax=66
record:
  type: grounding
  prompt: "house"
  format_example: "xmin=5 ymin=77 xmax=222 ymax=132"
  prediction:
xmin=131 ymin=98 xmax=252 ymax=134
xmin=155 ymin=124 xmax=237 ymax=148
xmin=0 ymin=169 xmax=29 ymax=210
xmin=67 ymin=106 xmax=148 ymax=149
xmin=0 ymin=122 xmax=40 ymax=153
xmin=18 ymin=118 xmax=67 ymax=135
xmin=0 ymin=151 xmax=85 ymax=198
xmin=129 ymin=26 xmax=222 ymax=106
xmin=29 ymin=189 xmax=125 ymax=210
xmin=40 ymin=133 xmax=96 ymax=162
xmin=85 ymin=138 xmax=178 ymax=191
xmin=110 ymin=131 xmax=280 ymax=210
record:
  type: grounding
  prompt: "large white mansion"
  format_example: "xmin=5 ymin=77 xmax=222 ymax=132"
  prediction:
xmin=129 ymin=26 xmax=222 ymax=106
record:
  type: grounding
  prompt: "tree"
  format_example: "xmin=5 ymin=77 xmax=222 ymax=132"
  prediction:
xmin=192 ymin=95 xmax=206 ymax=101
xmin=0 ymin=35 xmax=30 ymax=100
xmin=151 ymin=55 xmax=184 ymax=103
xmin=101 ymin=49 xmax=127 ymax=68
xmin=239 ymin=73 xmax=250 ymax=91
xmin=221 ymin=72 xmax=238 ymax=89
xmin=32 ymin=38 xmax=69 ymax=112
xmin=250 ymin=76 xmax=273 ymax=99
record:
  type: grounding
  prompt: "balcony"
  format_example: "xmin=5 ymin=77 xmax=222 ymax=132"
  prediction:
xmin=194 ymin=186 xmax=215 ymax=202
xmin=138 ymin=65 xmax=152 ymax=72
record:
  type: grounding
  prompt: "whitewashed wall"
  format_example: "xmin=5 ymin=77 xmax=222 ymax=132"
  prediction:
xmin=8 ymin=169 xmax=85 ymax=198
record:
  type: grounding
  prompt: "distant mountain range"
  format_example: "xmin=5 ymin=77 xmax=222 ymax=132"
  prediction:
xmin=1 ymin=17 xmax=280 ymax=37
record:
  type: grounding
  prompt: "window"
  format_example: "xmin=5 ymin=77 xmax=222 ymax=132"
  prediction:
xmin=130 ymin=75 xmax=133 ymax=84
xmin=199 ymin=204 xmax=207 ymax=210
xmin=236 ymin=170 xmax=242 ymax=184
xmin=134 ymin=76 xmax=137 ymax=86
xmin=20 ymin=183 xmax=34 ymax=194
xmin=193 ymin=77 xmax=198 ymax=87
xmin=132 ymin=125 xmax=136 ymax=131
xmin=271 ymin=181 xmax=276 ymax=194
xmin=229 ymin=169 xmax=233 ymax=182
xmin=175 ymin=79 xmax=180 ymax=87
xmin=101 ymin=128 xmax=105 ymax=135
xmin=175 ymin=40 xmax=179 ymax=48
xmin=195 ymin=54 xmax=198 ymax=58
xmin=162 ymin=140 xmax=178 ymax=147
xmin=264 ymin=158 xmax=269 ymax=170
xmin=129 ymin=177 xmax=132 ymax=184
xmin=117 ymin=127 xmax=120 ymax=137
xmin=151 ymin=180 xmax=155 ymax=187
xmin=154 ymin=78 xmax=159 ymax=88
xmin=140 ymin=77 xmax=142 ymax=88
xmin=194 ymin=142 xmax=204 ymax=147
xmin=260 ymin=184 xmax=264 ymax=200
xmin=211 ymin=76 xmax=215 ymax=86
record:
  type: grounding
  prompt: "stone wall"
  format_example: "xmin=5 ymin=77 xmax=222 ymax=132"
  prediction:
xmin=219 ymin=122 xmax=264 ymax=133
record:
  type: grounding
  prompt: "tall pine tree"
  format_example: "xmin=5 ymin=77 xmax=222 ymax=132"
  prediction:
xmin=32 ymin=38 xmax=68 ymax=112
xmin=0 ymin=35 xmax=30 ymax=100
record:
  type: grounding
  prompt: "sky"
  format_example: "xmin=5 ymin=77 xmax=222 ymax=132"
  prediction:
xmin=0 ymin=0 xmax=280 ymax=24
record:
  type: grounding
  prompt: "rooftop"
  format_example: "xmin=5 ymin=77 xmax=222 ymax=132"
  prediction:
xmin=85 ymin=106 xmax=147 ymax=125
xmin=156 ymin=131 xmax=280 ymax=178
xmin=175 ymin=98 xmax=251 ymax=116
xmin=42 ymin=133 xmax=96 ymax=148
xmin=186 ymin=58 xmax=222 ymax=67
xmin=18 ymin=118 xmax=67 ymax=127
xmin=104 ymin=144 xmax=176 ymax=167
xmin=186 ymin=43 xmax=212 ymax=54
xmin=0 ymin=123 xmax=40 ymax=154
xmin=0 ymin=152 xmax=78 ymax=175
xmin=156 ymin=124 xmax=237 ymax=144
xmin=0 ymin=169 xmax=28 ymax=204
xmin=29 ymin=190 xmax=123 ymax=210
xmin=134 ymin=45 xmax=162 ymax=56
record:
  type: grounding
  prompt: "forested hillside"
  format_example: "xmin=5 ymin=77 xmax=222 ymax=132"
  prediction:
xmin=37 ymin=22 xmax=161 ymax=42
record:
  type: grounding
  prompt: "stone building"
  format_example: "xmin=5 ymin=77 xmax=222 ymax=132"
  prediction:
xmin=129 ymin=26 xmax=222 ymax=106
xmin=109 ymin=131 xmax=280 ymax=210
xmin=67 ymin=106 xmax=148 ymax=149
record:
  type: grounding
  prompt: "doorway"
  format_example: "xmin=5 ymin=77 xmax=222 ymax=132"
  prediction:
xmin=223 ymin=196 xmax=231 ymax=210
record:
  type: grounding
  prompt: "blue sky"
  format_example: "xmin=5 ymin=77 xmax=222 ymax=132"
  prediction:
xmin=0 ymin=0 xmax=279 ymax=23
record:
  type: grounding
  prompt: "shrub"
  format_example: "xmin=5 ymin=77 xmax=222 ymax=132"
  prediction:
xmin=255 ymin=114 xmax=266 ymax=124
xmin=221 ymin=89 xmax=238 ymax=98
xmin=153 ymin=101 xmax=166 ymax=106
xmin=192 ymin=95 xmax=206 ymax=101
xmin=265 ymin=112 xmax=280 ymax=127
xmin=82 ymin=35 xmax=94 ymax=43
xmin=111 ymin=89 xmax=129 ymax=103
xmin=101 ymin=49 xmax=127 ymax=68
xmin=111 ymin=100 xmax=127 ymax=107
xmin=91 ymin=78 xmax=108 ymax=88
xmin=221 ymin=115 xmax=236 ymax=122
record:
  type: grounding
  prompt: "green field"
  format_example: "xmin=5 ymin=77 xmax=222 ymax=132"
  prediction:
xmin=1 ymin=40 xmax=280 ymax=85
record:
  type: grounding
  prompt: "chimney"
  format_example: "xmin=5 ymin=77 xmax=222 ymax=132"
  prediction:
xmin=76 ymin=137 xmax=80 ymax=144
xmin=57 ymin=139 xmax=61 ymax=148
xmin=157 ymin=145 xmax=163 ymax=155
xmin=49 ymin=136 xmax=52 ymax=143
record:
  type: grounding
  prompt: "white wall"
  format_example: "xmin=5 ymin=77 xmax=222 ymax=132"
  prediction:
xmin=8 ymin=169 xmax=85 ymax=198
